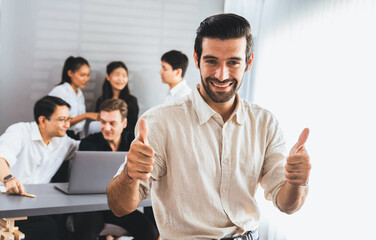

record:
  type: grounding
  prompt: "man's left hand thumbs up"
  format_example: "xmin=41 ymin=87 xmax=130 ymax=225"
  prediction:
xmin=285 ymin=128 xmax=311 ymax=186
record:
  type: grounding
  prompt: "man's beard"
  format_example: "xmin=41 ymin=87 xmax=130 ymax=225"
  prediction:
xmin=201 ymin=75 xmax=241 ymax=103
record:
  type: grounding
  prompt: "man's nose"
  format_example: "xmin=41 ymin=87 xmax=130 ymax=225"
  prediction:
xmin=214 ymin=63 xmax=230 ymax=81
xmin=104 ymin=123 xmax=111 ymax=130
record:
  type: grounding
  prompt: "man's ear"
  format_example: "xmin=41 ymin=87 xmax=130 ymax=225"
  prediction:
xmin=245 ymin=52 xmax=254 ymax=72
xmin=193 ymin=51 xmax=200 ymax=70
xmin=174 ymin=68 xmax=182 ymax=78
xmin=105 ymin=74 xmax=110 ymax=81
xmin=38 ymin=116 xmax=47 ymax=127
xmin=122 ymin=119 xmax=127 ymax=129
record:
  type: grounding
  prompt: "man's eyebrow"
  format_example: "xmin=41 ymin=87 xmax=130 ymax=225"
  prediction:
xmin=202 ymin=56 xmax=243 ymax=61
xmin=202 ymin=55 xmax=218 ymax=60
xmin=228 ymin=57 xmax=242 ymax=61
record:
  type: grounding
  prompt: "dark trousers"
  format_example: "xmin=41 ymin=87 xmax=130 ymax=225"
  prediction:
xmin=17 ymin=215 xmax=64 ymax=240
xmin=144 ymin=206 xmax=158 ymax=233
xmin=69 ymin=210 xmax=159 ymax=240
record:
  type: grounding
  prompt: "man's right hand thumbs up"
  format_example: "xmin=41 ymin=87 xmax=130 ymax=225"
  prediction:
xmin=138 ymin=118 xmax=148 ymax=145
xmin=125 ymin=119 xmax=154 ymax=180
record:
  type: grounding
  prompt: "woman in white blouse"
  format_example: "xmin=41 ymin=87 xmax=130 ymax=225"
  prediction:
xmin=49 ymin=56 xmax=99 ymax=139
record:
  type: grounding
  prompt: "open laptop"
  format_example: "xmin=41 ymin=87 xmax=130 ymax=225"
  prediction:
xmin=54 ymin=151 xmax=126 ymax=195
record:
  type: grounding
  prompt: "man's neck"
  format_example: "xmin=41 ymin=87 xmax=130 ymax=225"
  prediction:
xmin=107 ymin=136 xmax=122 ymax=152
xmin=199 ymin=86 xmax=237 ymax=122
xmin=38 ymin=126 xmax=52 ymax=145
xmin=210 ymin=98 xmax=237 ymax=123
xmin=169 ymin=78 xmax=183 ymax=90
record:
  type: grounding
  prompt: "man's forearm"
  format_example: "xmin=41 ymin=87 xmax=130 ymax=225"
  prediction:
xmin=107 ymin=166 xmax=142 ymax=217
xmin=0 ymin=158 xmax=12 ymax=184
xmin=276 ymin=182 xmax=309 ymax=214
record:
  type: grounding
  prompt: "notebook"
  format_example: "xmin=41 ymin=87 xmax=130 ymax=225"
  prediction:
xmin=54 ymin=151 xmax=126 ymax=194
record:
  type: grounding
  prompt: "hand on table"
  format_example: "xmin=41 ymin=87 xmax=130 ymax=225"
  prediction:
xmin=5 ymin=177 xmax=26 ymax=195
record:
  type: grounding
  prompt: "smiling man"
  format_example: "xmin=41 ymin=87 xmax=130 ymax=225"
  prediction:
xmin=79 ymin=98 xmax=132 ymax=152
xmin=108 ymin=14 xmax=311 ymax=240
xmin=0 ymin=95 xmax=79 ymax=240
xmin=0 ymin=95 xmax=78 ymax=194
xmin=75 ymin=98 xmax=158 ymax=240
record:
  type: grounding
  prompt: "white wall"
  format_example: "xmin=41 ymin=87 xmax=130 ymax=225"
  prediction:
xmin=0 ymin=0 xmax=224 ymax=133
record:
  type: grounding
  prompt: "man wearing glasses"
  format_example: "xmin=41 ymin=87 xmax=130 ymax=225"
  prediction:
xmin=0 ymin=95 xmax=79 ymax=239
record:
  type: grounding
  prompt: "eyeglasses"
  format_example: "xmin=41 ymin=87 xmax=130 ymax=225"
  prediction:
xmin=48 ymin=117 xmax=71 ymax=124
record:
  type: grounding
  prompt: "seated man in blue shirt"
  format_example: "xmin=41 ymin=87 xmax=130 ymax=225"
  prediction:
xmin=0 ymin=95 xmax=79 ymax=240
xmin=71 ymin=98 xmax=158 ymax=240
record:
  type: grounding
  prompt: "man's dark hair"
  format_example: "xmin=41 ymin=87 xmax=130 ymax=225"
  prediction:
xmin=194 ymin=13 xmax=253 ymax=67
xmin=99 ymin=98 xmax=128 ymax=120
xmin=161 ymin=50 xmax=189 ymax=78
xmin=34 ymin=96 xmax=71 ymax=124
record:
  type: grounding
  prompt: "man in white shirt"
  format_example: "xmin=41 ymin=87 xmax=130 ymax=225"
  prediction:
xmin=108 ymin=14 xmax=311 ymax=240
xmin=0 ymin=95 xmax=79 ymax=240
xmin=160 ymin=50 xmax=192 ymax=103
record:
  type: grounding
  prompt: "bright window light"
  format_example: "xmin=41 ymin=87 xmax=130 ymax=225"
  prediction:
xmin=226 ymin=0 xmax=376 ymax=239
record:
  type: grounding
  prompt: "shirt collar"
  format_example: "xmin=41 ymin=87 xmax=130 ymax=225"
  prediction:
xmin=31 ymin=122 xmax=44 ymax=141
xmin=98 ymin=130 xmax=130 ymax=151
xmin=192 ymin=85 xmax=244 ymax=126
xmin=31 ymin=122 xmax=62 ymax=146
xmin=232 ymin=95 xmax=244 ymax=125
xmin=63 ymin=82 xmax=83 ymax=96
xmin=169 ymin=79 xmax=187 ymax=96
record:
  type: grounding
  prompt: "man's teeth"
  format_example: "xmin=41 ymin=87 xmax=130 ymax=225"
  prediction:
xmin=213 ymin=82 xmax=231 ymax=88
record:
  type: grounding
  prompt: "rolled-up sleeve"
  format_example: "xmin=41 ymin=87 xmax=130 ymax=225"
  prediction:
xmin=260 ymin=119 xmax=287 ymax=209
xmin=136 ymin=112 xmax=167 ymax=201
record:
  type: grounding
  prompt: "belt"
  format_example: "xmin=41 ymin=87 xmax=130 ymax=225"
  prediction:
xmin=220 ymin=230 xmax=259 ymax=240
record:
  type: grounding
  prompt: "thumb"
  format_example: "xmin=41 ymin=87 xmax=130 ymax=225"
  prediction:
xmin=138 ymin=118 xmax=148 ymax=144
xmin=289 ymin=128 xmax=309 ymax=155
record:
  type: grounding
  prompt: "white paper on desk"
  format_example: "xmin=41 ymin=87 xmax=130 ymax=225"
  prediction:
xmin=0 ymin=186 xmax=6 ymax=193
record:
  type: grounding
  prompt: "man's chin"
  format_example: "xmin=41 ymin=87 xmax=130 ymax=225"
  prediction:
xmin=208 ymin=87 xmax=237 ymax=103
xmin=103 ymin=135 xmax=113 ymax=141
xmin=57 ymin=132 xmax=66 ymax=137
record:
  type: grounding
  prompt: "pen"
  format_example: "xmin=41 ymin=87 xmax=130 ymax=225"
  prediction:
xmin=23 ymin=193 xmax=36 ymax=198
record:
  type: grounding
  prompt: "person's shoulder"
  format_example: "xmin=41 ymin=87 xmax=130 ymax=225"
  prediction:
xmin=127 ymin=95 xmax=138 ymax=104
xmin=241 ymin=99 xmax=278 ymax=121
xmin=6 ymin=122 xmax=33 ymax=132
xmin=49 ymin=83 xmax=69 ymax=95
xmin=0 ymin=122 xmax=34 ymax=142
xmin=59 ymin=134 xmax=80 ymax=146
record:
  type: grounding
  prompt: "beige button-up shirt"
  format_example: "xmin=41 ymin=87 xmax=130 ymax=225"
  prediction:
xmin=118 ymin=87 xmax=287 ymax=239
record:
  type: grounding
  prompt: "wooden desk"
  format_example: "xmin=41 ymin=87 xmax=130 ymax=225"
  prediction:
xmin=0 ymin=183 xmax=151 ymax=239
